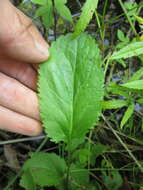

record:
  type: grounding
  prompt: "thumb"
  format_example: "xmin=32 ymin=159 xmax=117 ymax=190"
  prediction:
xmin=0 ymin=0 xmax=49 ymax=63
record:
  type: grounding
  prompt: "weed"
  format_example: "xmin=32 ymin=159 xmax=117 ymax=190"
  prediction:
xmin=2 ymin=0 xmax=143 ymax=190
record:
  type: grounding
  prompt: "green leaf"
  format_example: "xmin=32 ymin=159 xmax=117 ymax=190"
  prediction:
xmin=120 ymin=103 xmax=134 ymax=128
xmin=117 ymin=29 xmax=126 ymax=42
xmin=124 ymin=2 xmax=137 ymax=16
xmin=102 ymin=170 xmax=123 ymax=190
xmin=107 ymin=83 xmax=131 ymax=99
xmin=35 ymin=0 xmax=54 ymax=28
xmin=121 ymin=80 xmax=143 ymax=89
xmin=20 ymin=170 xmax=36 ymax=190
xmin=55 ymin=0 xmax=67 ymax=4
xmin=55 ymin=2 xmax=72 ymax=23
xmin=111 ymin=41 xmax=143 ymax=60
xmin=31 ymin=0 xmax=47 ymax=5
xmin=127 ymin=68 xmax=143 ymax=82
xmin=21 ymin=153 xmax=66 ymax=187
xmin=93 ymin=144 xmax=108 ymax=158
xmin=35 ymin=6 xmax=48 ymax=17
xmin=102 ymin=100 xmax=128 ymax=109
xmin=41 ymin=8 xmax=54 ymax=28
xmin=38 ymin=33 xmax=104 ymax=144
xmin=116 ymin=41 xmax=129 ymax=50
xmin=137 ymin=98 xmax=143 ymax=104
xmin=134 ymin=15 xmax=143 ymax=25
xmin=72 ymin=148 xmax=90 ymax=165
xmin=73 ymin=0 xmax=99 ymax=38
xmin=90 ymin=144 xmax=108 ymax=166
xmin=70 ymin=165 xmax=89 ymax=189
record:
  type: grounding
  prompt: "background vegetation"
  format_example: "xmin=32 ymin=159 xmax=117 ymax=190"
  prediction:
xmin=1 ymin=0 xmax=143 ymax=189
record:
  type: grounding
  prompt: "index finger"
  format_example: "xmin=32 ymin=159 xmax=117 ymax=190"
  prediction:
xmin=0 ymin=0 xmax=49 ymax=63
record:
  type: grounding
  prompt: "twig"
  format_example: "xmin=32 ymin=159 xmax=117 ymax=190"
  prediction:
xmin=52 ymin=0 xmax=57 ymax=40
xmin=0 ymin=135 xmax=46 ymax=145
xmin=102 ymin=114 xmax=143 ymax=173
xmin=76 ymin=0 xmax=82 ymax=8
xmin=118 ymin=0 xmax=138 ymax=36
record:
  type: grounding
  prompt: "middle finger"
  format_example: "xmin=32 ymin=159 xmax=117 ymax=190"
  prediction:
xmin=0 ymin=72 xmax=39 ymax=120
xmin=0 ymin=56 xmax=38 ymax=90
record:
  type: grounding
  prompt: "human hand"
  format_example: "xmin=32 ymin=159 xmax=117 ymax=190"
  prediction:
xmin=0 ymin=0 xmax=49 ymax=136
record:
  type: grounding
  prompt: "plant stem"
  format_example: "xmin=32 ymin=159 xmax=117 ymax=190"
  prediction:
xmin=104 ymin=52 xmax=111 ymax=76
xmin=35 ymin=136 xmax=49 ymax=153
xmin=76 ymin=0 xmax=81 ymax=8
xmin=118 ymin=0 xmax=138 ymax=36
xmin=95 ymin=10 xmax=103 ymax=40
xmin=3 ymin=170 xmax=22 ymax=190
xmin=0 ymin=135 xmax=46 ymax=145
xmin=101 ymin=0 xmax=108 ymax=40
xmin=66 ymin=145 xmax=71 ymax=190
xmin=102 ymin=114 xmax=143 ymax=173
xmin=52 ymin=0 xmax=57 ymax=40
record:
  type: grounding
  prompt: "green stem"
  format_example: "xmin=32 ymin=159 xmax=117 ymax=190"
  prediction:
xmin=118 ymin=0 xmax=138 ymax=37
xmin=66 ymin=142 xmax=72 ymax=190
xmin=95 ymin=10 xmax=103 ymax=40
xmin=35 ymin=136 xmax=49 ymax=153
xmin=52 ymin=0 xmax=57 ymax=40
xmin=0 ymin=135 xmax=46 ymax=145
xmin=101 ymin=0 xmax=108 ymax=40
xmin=104 ymin=53 xmax=111 ymax=76
xmin=102 ymin=0 xmax=108 ymax=19
xmin=102 ymin=114 xmax=143 ymax=173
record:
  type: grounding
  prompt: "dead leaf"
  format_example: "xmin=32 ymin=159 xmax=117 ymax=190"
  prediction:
xmin=4 ymin=144 xmax=20 ymax=171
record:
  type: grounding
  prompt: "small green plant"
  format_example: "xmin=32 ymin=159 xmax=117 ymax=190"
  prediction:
xmin=20 ymin=33 xmax=104 ymax=190
xmin=31 ymin=0 xmax=73 ymax=28
xmin=102 ymin=40 xmax=143 ymax=131
xmin=20 ymin=0 xmax=106 ymax=190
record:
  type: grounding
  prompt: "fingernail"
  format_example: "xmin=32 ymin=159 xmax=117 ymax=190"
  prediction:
xmin=35 ymin=41 xmax=49 ymax=58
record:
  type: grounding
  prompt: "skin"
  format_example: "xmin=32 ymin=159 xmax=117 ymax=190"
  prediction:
xmin=0 ymin=0 xmax=49 ymax=136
